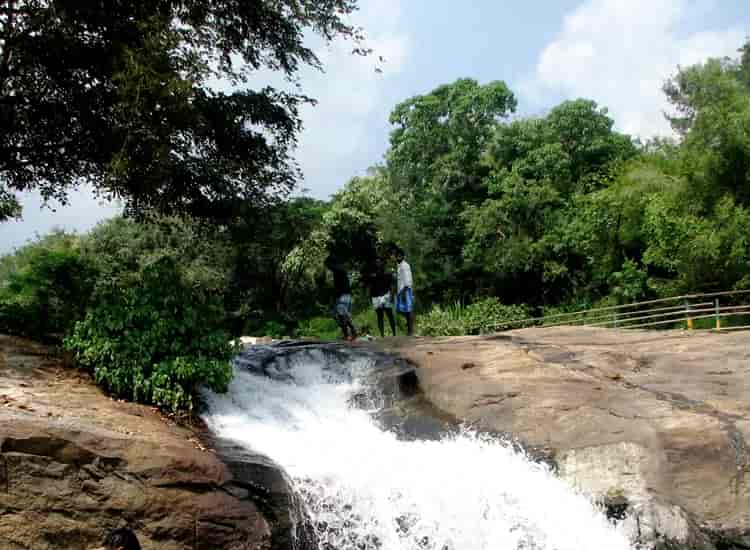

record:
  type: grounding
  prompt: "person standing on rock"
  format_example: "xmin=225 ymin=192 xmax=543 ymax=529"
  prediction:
xmin=365 ymin=256 xmax=397 ymax=337
xmin=325 ymin=254 xmax=358 ymax=341
xmin=395 ymin=247 xmax=415 ymax=336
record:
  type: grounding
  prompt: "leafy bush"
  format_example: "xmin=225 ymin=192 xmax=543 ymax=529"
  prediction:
xmin=66 ymin=256 xmax=235 ymax=413
xmin=0 ymin=232 xmax=97 ymax=338
xmin=259 ymin=320 xmax=288 ymax=339
xmin=295 ymin=315 xmax=341 ymax=340
xmin=608 ymin=259 xmax=648 ymax=304
xmin=463 ymin=298 xmax=529 ymax=333
xmin=418 ymin=298 xmax=528 ymax=336
xmin=352 ymin=309 xmax=376 ymax=336
xmin=417 ymin=302 xmax=467 ymax=337
xmin=81 ymin=216 xmax=233 ymax=292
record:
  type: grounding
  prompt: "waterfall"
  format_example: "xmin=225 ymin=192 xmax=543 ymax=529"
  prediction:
xmin=202 ymin=344 xmax=636 ymax=550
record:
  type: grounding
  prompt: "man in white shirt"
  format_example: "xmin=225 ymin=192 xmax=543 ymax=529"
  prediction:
xmin=395 ymin=247 xmax=415 ymax=336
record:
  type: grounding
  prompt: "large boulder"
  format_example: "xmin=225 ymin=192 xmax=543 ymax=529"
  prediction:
xmin=381 ymin=327 xmax=750 ymax=549
xmin=0 ymin=335 xmax=307 ymax=550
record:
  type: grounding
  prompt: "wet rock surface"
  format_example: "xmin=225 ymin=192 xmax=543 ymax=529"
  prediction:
xmin=6 ymin=327 xmax=749 ymax=549
xmin=236 ymin=341 xmax=456 ymax=442
xmin=378 ymin=327 xmax=750 ymax=549
xmin=0 ymin=335 xmax=306 ymax=550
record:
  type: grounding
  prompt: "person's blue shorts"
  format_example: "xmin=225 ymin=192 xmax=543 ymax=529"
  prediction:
xmin=396 ymin=288 xmax=414 ymax=313
xmin=333 ymin=294 xmax=353 ymax=325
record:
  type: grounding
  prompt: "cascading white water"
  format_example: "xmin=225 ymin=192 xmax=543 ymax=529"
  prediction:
xmin=203 ymin=346 xmax=637 ymax=550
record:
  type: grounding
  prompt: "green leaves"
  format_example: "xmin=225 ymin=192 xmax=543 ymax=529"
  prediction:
xmin=1 ymin=0 xmax=365 ymax=220
xmin=608 ymin=259 xmax=648 ymax=305
xmin=418 ymin=299 xmax=528 ymax=336
xmin=461 ymin=98 xmax=633 ymax=304
xmin=388 ymin=79 xmax=516 ymax=201
xmin=383 ymin=79 xmax=518 ymax=301
xmin=0 ymin=216 xmax=239 ymax=413
xmin=65 ymin=256 xmax=235 ymax=413
xmin=313 ymin=40 xmax=750 ymax=314
xmin=641 ymin=193 xmax=750 ymax=294
xmin=0 ymin=185 xmax=20 ymax=222
xmin=0 ymin=231 xmax=96 ymax=338
xmin=664 ymin=46 xmax=750 ymax=205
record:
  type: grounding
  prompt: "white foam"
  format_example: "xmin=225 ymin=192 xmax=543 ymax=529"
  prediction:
xmin=203 ymin=350 xmax=635 ymax=550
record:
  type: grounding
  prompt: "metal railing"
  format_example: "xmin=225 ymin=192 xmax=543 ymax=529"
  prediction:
xmin=479 ymin=290 xmax=750 ymax=333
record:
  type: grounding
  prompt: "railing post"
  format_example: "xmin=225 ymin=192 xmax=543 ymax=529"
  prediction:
xmin=613 ymin=310 xmax=618 ymax=328
xmin=685 ymin=301 xmax=694 ymax=330
xmin=715 ymin=298 xmax=721 ymax=330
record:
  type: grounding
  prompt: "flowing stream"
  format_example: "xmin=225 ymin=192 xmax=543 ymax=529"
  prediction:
xmin=203 ymin=343 xmax=636 ymax=550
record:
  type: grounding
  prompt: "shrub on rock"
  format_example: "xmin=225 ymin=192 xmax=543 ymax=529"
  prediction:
xmin=65 ymin=256 xmax=235 ymax=413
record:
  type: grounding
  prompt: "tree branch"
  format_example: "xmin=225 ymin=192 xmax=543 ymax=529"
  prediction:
xmin=0 ymin=0 xmax=15 ymax=90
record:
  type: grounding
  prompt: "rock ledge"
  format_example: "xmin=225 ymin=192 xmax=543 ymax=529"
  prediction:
xmin=0 ymin=335 xmax=304 ymax=550
xmin=380 ymin=327 xmax=750 ymax=549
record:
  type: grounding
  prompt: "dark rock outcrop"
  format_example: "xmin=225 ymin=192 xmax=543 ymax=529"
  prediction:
xmin=0 ymin=335 xmax=309 ymax=550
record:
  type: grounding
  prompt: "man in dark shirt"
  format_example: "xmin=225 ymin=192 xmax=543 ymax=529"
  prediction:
xmin=325 ymin=255 xmax=357 ymax=341
xmin=364 ymin=257 xmax=396 ymax=337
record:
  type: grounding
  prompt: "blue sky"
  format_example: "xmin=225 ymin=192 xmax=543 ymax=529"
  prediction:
xmin=2 ymin=0 xmax=748 ymax=252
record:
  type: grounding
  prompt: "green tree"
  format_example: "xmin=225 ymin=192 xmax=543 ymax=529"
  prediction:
xmin=464 ymin=100 xmax=634 ymax=304
xmin=0 ymin=231 xmax=96 ymax=337
xmin=0 ymin=185 xmax=19 ymax=220
xmin=66 ymin=256 xmax=235 ymax=413
xmin=62 ymin=216 xmax=237 ymax=412
xmin=227 ymin=197 xmax=329 ymax=332
xmin=664 ymin=41 xmax=750 ymax=205
xmin=81 ymin=215 xmax=233 ymax=292
xmin=385 ymin=78 xmax=517 ymax=301
xmin=324 ymin=172 xmax=386 ymax=263
xmin=0 ymin=0 xmax=365 ymax=221
xmin=277 ymin=172 xmax=389 ymax=325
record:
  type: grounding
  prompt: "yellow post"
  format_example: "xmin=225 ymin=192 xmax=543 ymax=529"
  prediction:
xmin=715 ymin=298 xmax=721 ymax=330
xmin=686 ymin=301 xmax=693 ymax=330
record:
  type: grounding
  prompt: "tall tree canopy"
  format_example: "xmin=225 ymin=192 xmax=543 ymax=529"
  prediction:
xmin=463 ymin=99 xmax=635 ymax=304
xmin=663 ymin=43 xmax=750 ymax=206
xmin=385 ymin=78 xmax=517 ymax=297
xmin=0 ymin=0 xmax=365 ymax=221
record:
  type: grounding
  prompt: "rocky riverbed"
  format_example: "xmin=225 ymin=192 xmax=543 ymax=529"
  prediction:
xmin=3 ymin=327 xmax=750 ymax=549
xmin=378 ymin=327 xmax=750 ymax=549
xmin=0 ymin=335 xmax=304 ymax=550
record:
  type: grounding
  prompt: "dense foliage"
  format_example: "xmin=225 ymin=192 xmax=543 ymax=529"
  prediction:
xmin=0 ymin=0 xmax=366 ymax=221
xmin=2 ymin=41 xmax=749 ymax=398
xmin=0 ymin=231 xmax=94 ymax=337
xmin=313 ymin=41 xmax=750 ymax=320
xmin=0 ymin=217 xmax=238 ymax=412
xmin=65 ymin=255 xmax=235 ymax=413
xmin=419 ymin=299 xmax=528 ymax=337
xmin=0 ymin=0 xmax=373 ymax=410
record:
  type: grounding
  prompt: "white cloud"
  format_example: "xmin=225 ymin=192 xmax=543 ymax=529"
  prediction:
xmin=1 ymin=187 xmax=122 ymax=253
xmin=521 ymin=0 xmax=745 ymax=137
xmin=210 ymin=0 xmax=410 ymax=197
xmin=290 ymin=0 xmax=410 ymax=196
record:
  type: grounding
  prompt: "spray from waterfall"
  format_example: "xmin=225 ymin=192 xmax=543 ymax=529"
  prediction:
xmin=203 ymin=345 xmax=636 ymax=550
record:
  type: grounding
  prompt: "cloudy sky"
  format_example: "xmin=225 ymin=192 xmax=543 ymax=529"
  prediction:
xmin=2 ymin=0 xmax=747 ymax=252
